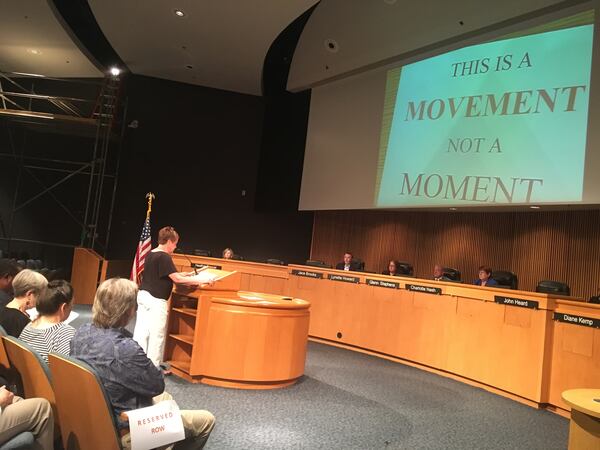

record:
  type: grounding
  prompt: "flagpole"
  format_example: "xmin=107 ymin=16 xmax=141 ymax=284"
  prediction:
xmin=146 ymin=192 xmax=155 ymax=220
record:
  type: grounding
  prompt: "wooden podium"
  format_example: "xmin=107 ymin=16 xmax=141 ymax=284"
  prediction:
xmin=164 ymin=269 xmax=311 ymax=389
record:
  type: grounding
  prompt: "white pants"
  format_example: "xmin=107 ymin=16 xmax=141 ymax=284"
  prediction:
xmin=133 ymin=290 xmax=168 ymax=367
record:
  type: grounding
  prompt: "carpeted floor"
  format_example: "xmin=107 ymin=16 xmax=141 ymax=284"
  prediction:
xmin=165 ymin=342 xmax=568 ymax=450
xmin=72 ymin=305 xmax=568 ymax=449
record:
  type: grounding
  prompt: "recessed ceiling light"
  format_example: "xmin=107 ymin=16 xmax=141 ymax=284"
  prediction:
xmin=174 ymin=9 xmax=185 ymax=17
xmin=27 ymin=49 xmax=41 ymax=55
xmin=185 ymin=64 xmax=193 ymax=69
xmin=530 ymin=206 xmax=540 ymax=209
xmin=449 ymin=207 xmax=457 ymax=211
xmin=109 ymin=67 xmax=121 ymax=76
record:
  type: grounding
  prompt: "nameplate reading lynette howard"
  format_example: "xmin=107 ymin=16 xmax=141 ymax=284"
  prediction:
xmin=192 ymin=263 xmax=222 ymax=270
xmin=291 ymin=269 xmax=323 ymax=279
xmin=494 ymin=296 xmax=538 ymax=309
xmin=406 ymin=284 xmax=441 ymax=295
xmin=367 ymin=279 xmax=399 ymax=289
xmin=553 ymin=313 xmax=600 ymax=329
xmin=328 ymin=274 xmax=360 ymax=284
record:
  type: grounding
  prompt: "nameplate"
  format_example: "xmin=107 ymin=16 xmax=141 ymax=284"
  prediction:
xmin=192 ymin=263 xmax=222 ymax=270
xmin=328 ymin=274 xmax=360 ymax=283
xmin=406 ymin=284 xmax=441 ymax=295
xmin=553 ymin=312 xmax=600 ymax=329
xmin=291 ymin=269 xmax=323 ymax=279
xmin=367 ymin=279 xmax=399 ymax=289
xmin=494 ymin=295 xmax=538 ymax=309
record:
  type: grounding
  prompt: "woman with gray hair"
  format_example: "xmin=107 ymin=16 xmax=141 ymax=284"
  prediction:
xmin=0 ymin=269 xmax=47 ymax=337
xmin=71 ymin=278 xmax=215 ymax=449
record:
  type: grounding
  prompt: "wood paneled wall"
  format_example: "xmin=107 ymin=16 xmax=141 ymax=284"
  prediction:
xmin=311 ymin=209 xmax=600 ymax=300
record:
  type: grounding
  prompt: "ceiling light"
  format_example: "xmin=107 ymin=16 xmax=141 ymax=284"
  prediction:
xmin=530 ymin=206 xmax=540 ymax=209
xmin=27 ymin=49 xmax=41 ymax=55
xmin=449 ymin=207 xmax=457 ymax=211
xmin=109 ymin=67 xmax=121 ymax=76
xmin=174 ymin=9 xmax=185 ymax=17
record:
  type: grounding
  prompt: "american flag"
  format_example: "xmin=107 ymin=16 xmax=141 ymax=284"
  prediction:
xmin=130 ymin=217 xmax=151 ymax=284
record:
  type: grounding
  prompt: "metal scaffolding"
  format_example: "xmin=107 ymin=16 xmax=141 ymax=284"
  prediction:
xmin=0 ymin=71 xmax=126 ymax=258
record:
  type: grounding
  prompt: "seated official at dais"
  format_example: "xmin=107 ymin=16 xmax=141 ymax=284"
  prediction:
xmin=473 ymin=266 xmax=498 ymax=287
xmin=335 ymin=252 xmax=362 ymax=272
xmin=432 ymin=264 xmax=452 ymax=282
xmin=382 ymin=260 xmax=402 ymax=276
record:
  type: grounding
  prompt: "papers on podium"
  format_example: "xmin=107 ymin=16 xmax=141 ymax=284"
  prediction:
xmin=186 ymin=268 xmax=236 ymax=285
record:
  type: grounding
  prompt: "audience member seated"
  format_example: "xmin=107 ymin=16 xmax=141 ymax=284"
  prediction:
xmin=382 ymin=260 xmax=402 ymax=276
xmin=335 ymin=252 xmax=362 ymax=272
xmin=0 ymin=270 xmax=47 ymax=337
xmin=71 ymin=278 xmax=215 ymax=449
xmin=0 ymin=387 xmax=54 ymax=449
xmin=432 ymin=264 xmax=452 ymax=282
xmin=19 ymin=280 xmax=76 ymax=364
xmin=222 ymin=248 xmax=235 ymax=260
xmin=473 ymin=266 xmax=498 ymax=287
xmin=0 ymin=259 xmax=20 ymax=308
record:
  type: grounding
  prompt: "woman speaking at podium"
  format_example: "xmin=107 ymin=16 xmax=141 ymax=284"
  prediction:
xmin=133 ymin=226 xmax=207 ymax=370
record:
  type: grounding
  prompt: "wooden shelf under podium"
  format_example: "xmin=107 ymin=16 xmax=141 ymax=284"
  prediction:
xmin=165 ymin=270 xmax=310 ymax=390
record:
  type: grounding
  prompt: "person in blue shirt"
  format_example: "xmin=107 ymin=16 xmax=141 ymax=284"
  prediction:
xmin=71 ymin=278 xmax=215 ymax=449
xmin=473 ymin=266 xmax=498 ymax=287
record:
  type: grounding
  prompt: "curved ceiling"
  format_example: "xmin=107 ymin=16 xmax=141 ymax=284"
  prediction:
xmin=88 ymin=0 xmax=319 ymax=96
xmin=0 ymin=0 xmax=102 ymax=77
xmin=288 ymin=0 xmax=584 ymax=91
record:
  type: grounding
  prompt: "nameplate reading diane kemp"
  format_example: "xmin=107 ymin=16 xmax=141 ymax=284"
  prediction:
xmin=553 ymin=313 xmax=600 ymax=329
xmin=367 ymin=279 xmax=399 ymax=289
xmin=494 ymin=295 xmax=538 ymax=309
xmin=406 ymin=284 xmax=441 ymax=295
xmin=192 ymin=263 xmax=222 ymax=270
xmin=291 ymin=269 xmax=323 ymax=279
xmin=328 ymin=274 xmax=360 ymax=284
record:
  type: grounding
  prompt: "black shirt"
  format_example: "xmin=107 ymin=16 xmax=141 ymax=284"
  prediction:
xmin=0 ymin=306 xmax=31 ymax=337
xmin=140 ymin=251 xmax=177 ymax=300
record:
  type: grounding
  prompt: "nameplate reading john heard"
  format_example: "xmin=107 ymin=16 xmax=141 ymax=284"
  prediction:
xmin=367 ymin=279 xmax=399 ymax=289
xmin=328 ymin=274 xmax=360 ymax=284
xmin=406 ymin=284 xmax=441 ymax=295
xmin=553 ymin=313 xmax=600 ymax=329
xmin=291 ymin=269 xmax=323 ymax=279
xmin=192 ymin=263 xmax=222 ymax=270
xmin=494 ymin=296 xmax=538 ymax=309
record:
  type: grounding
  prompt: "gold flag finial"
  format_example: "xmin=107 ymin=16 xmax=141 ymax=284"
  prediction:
xmin=145 ymin=192 xmax=155 ymax=219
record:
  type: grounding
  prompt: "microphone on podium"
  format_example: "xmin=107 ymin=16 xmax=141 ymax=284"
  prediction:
xmin=175 ymin=248 xmax=198 ymax=274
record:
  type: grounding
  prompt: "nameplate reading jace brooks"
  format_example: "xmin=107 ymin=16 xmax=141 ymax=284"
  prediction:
xmin=553 ymin=312 xmax=600 ymax=329
xmin=494 ymin=295 xmax=538 ymax=309
xmin=367 ymin=279 xmax=399 ymax=289
xmin=192 ymin=263 xmax=222 ymax=270
xmin=328 ymin=274 xmax=360 ymax=284
xmin=406 ymin=284 xmax=441 ymax=295
xmin=291 ymin=269 xmax=323 ymax=279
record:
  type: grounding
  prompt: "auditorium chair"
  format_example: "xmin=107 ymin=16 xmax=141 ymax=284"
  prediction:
xmin=0 ymin=432 xmax=35 ymax=450
xmin=305 ymin=259 xmax=332 ymax=269
xmin=443 ymin=267 xmax=461 ymax=282
xmin=193 ymin=249 xmax=212 ymax=257
xmin=536 ymin=280 xmax=570 ymax=296
xmin=48 ymin=353 xmax=122 ymax=450
xmin=266 ymin=258 xmax=286 ymax=265
xmin=589 ymin=295 xmax=600 ymax=304
xmin=397 ymin=261 xmax=414 ymax=276
xmin=2 ymin=337 xmax=58 ymax=427
xmin=491 ymin=270 xmax=518 ymax=289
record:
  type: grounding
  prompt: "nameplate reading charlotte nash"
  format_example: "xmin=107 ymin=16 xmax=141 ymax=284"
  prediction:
xmin=406 ymin=284 xmax=442 ymax=295
xmin=553 ymin=313 xmax=600 ymax=329
xmin=367 ymin=279 xmax=400 ymax=289
xmin=291 ymin=269 xmax=323 ymax=279
xmin=192 ymin=263 xmax=222 ymax=270
xmin=494 ymin=295 xmax=538 ymax=309
xmin=328 ymin=274 xmax=360 ymax=284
